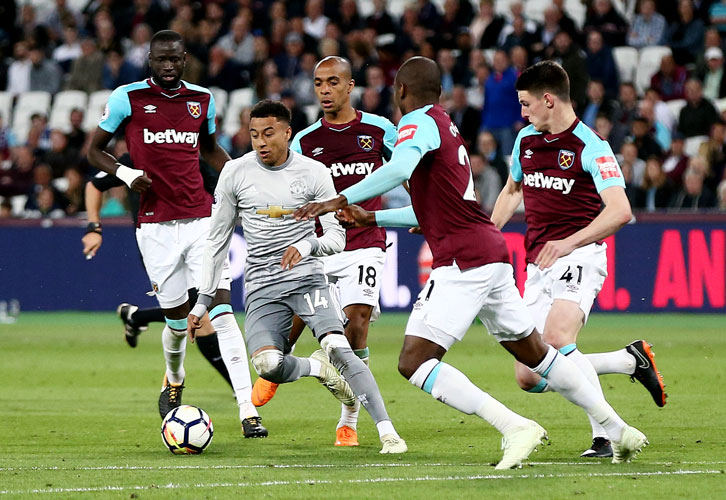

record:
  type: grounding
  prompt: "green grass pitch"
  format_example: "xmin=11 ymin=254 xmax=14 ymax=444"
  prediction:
xmin=1 ymin=312 xmax=724 ymax=499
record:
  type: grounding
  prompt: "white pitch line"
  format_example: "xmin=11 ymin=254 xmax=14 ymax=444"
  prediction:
xmin=1 ymin=460 xmax=725 ymax=472
xmin=0 ymin=469 xmax=722 ymax=495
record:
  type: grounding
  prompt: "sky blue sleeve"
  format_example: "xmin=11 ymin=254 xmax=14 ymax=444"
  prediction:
xmin=578 ymin=127 xmax=626 ymax=192
xmin=290 ymin=132 xmax=302 ymax=154
xmin=98 ymin=88 xmax=131 ymax=133
xmin=374 ymin=205 xmax=419 ymax=227
xmin=382 ymin=119 xmax=397 ymax=158
xmin=341 ymin=147 xmax=422 ymax=204
xmin=393 ymin=108 xmax=441 ymax=157
xmin=510 ymin=134 xmax=523 ymax=182
xmin=206 ymin=93 xmax=216 ymax=135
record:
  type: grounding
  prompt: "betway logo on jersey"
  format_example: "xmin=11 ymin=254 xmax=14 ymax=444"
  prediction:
xmin=522 ymin=172 xmax=575 ymax=194
xmin=330 ymin=162 xmax=375 ymax=177
xmin=143 ymin=128 xmax=199 ymax=148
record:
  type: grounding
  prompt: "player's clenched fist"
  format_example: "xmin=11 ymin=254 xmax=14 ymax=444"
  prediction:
xmin=335 ymin=205 xmax=375 ymax=228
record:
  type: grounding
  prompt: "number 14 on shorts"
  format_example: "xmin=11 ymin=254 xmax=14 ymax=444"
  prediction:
xmin=304 ymin=289 xmax=329 ymax=313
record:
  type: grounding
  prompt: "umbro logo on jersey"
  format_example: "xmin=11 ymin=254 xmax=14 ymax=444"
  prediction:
xmin=312 ymin=147 xmax=324 ymax=156
xmin=143 ymin=128 xmax=199 ymax=147
xmin=522 ymin=172 xmax=575 ymax=194
xmin=524 ymin=149 xmax=534 ymax=159
xmin=144 ymin=105 xmax=157 ymax=113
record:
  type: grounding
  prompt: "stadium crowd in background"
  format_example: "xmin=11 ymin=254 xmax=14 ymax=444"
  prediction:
xmin=2 ymin=0 xmax=726 ymax=219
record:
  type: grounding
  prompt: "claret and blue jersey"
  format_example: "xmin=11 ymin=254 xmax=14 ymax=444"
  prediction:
xmin=510 ymin=119 xmax=626 ymax=263
xmin=99 ymin=78 xmax=216 ymax=225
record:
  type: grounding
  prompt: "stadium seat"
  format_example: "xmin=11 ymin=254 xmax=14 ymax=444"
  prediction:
xmin=716 ymin=97 xmax=726 ymax=114
xmin=12 ymin=91 xmax=52 ymax=143
xmin=635 ymin=46 xmax=672 ymax=94
xmin=684 ymin=135 xmax=708 ymax=157
xmin=10 ymin=194 xmax=27 ymax=216
xmin=303 ymin=104 xmax=319 ymax=125
xmin=666 ymin=99 xmax=687 ymax=120
xmin=83 ymin=90 xmax=112 ymax=132
xmin=49 ymin=90 xmax=88 ymax=133
xmin=224 ymin=88 xmax=254 ymax=136
xmin=613 ymin=46 xmax=639 ymax=85
xmin=0 ymin=91 xmax=13 ymax=127
xmin=209 ymin=87 xmax=228 ymax=117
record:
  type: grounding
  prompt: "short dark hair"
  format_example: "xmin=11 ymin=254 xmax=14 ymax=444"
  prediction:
xmin=516 ymin=60 xmax=570 ymax=101
xmin=250 ymin=99 xmax=291 ymax=123
xmin=150 ymin=30 xmax=185 ymax=50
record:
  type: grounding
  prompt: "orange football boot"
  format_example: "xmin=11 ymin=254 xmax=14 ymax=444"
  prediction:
xmin=335 ymin=425 xmax=359 ymax=446
xmin=252 ymin=377 xmax=279 ymax=407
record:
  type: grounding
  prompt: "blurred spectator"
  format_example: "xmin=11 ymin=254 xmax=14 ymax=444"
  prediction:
xmin=470 ymin=153 xmax=501 ymax=213
xmin=116 ymin=0 xmax=169 ymax=38
xmin=696 ymin=47 xmax=726 ymax=100
xmin=94 ymin=16 xmax=120 ymax=53
xmin=231 ymin=107 xmax=253 ymax=158
xmin=583 ymin=0 xmax=629 ymax=47
xmin=585 ymin=30 xmax=619 ymax=99
xmin=0 ymin=199 xmax=12 ymax=218
xmin=41 ymin=129 xmax=76 ymax=177
xmin=616 ymin=82 xmax=639 ymax=130
xmin=437 ymin=49 xmax=457 ymax=95
xmin=500 ymin=14 xmax=539 ymax=54
xmin=27 ymin=114 xmax=52 ymax=156
xmin=280 ymin=90 xmax=309 ymax=137
xmin=662 ymin=133 xmax=690 ymax=187
xmin=638 ymin=98 xmax=671 ymax=151
xmin=275 ymin=32 xmax=304 ymax=80
xmin=650 ymin=54 xmax=687 ymax=101
xmin=670 ymin=163 xmax=718 ymax=209
xmin=449 ymin=86 xmax=481 ymax=149
xmin=664 ymin=0 xmax=705 ymax=66
xmin=708 ymin=0 xmax=726 ymax=32
xmin=480 ymin=49 xmax=521 ymax=155
xmin=290 ymin=52 xmax=318 ymax=106
xmin=52 ymin=24 xmax=82 ymax=73
xmin=582 ymin=79 xmax=618 ymax=129
xmin=28 ymin=45 xmax=62 ymax=94
xmin=696 ymin=119 xmax=726 ymax=191
xmin=694 ymin=27 xmax=725 ymax=73
xmin=470 ymin=0 xmax=505 ymax=50
xmin=552 ymin=0 xmax=581 ymax=42
xmin=627 ymin=0 xmax=667 ymax=48
xmin=530 ymin=5 xmax=565 ymax=59
xmin=417 ymin=0 xmax=442 ymax=33
xmin=438 ymin=0 xmax=474 ymax=49
xmin=205 ymin=46 xmax=246 ymax=92
xmin=64 ymin=108 xmax=86 ymax=158
xmin=0 ymin=116 xmax=17 ymax=162
xmin=24 ymin=163 xmax=66 ymax=215
xmin=303 ymin=0 xmax=330 ymax=40
xmin=43 ymin=0 xmax=83 ymax=40
xmin=678 ymin=78 xmax=721 ymax=138
xmin=0 ymin=146 xmax=35 ymax=198
xmin=7 ymin=41 xmax=31 ymax=96
xmin=474 ymin=130 xmax=508 ymax=186
xmin=595 ymin=112 xmax=626 ymax=154
xmin=102 ymin=49 xmax=141 ymax=90
xmin=631 ymin=116 xmax=663 ymax=160
xmin=62 ymin=166 xmax=84 ymax=215
xmin=466 ymin=60 xmax=488 ymax=109
xmin=635 ymin=155 xmax=675 ymax=211
xmin=509 ymin=45 xmax=528 ymax=74
xmin=619 ymin=141 xmax=646 ymax=187
xmin=24 ymin=185 xmax=66 ymax=219
xmin=123 ymin=23 xmax=152 ymax=72
xmin=65 ymin=37 xmax=104 ymax=93
xmin=548 ymin=30 xmax=588 ymax=112
xmin=216 ymin=15 xmax=255 ymax=67
xmin=338 ymin=0 xmax=363 ymax=33
xmin=717 ymin=178 xmax=726 ymax=209
xmin=99 ymin=185 xmax=128 ymax=217
xmin=644 ymin=87 xmax=676 ymax=135
xmin=348 ymin=38 xmax=375 ymax=84
xmin=364 ymin=65 xmax=392 ymax=117
xmin=366 ymin=0 xmax=397 ymax=35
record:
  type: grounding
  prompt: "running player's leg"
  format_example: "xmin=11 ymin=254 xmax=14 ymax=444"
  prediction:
xmin=403 ymin=264 xmax=545 ymax=469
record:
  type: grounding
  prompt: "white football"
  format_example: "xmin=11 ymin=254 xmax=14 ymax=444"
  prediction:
xmin=161 ymin=405 xmax=214 ymax=454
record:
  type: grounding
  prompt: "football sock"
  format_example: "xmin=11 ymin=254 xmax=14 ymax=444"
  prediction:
xmin=564 ymin=345 xmax=608 ymax=439
xmin=131 ymin=307 xmax=165 ymax=328
xmin=210 ymin=307 xmax=257 ymax=419
xmin=323 ymin=335 xmax=392 ymax=430
xmin=409 ymin=359 xmax=530 ymax=435
xmin=195 ymin=333 xmax=232 ymax=387
xmin=337 ymin=348 xmax=368 ymax=430
xmin=532 ymin=346 xmax=626 ymax=442
xmin=586 ymin=348 xmax=637 ymax=375
xmin=162 ymin=322 xmax=187 ymax=384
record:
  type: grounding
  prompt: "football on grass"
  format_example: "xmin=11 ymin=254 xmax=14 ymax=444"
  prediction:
xmin=161 ymin=405 xmax=213 ymax=454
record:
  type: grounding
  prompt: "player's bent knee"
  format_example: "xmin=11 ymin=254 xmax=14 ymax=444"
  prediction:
xmin=251 ymin=349 xmax=284 ymax=381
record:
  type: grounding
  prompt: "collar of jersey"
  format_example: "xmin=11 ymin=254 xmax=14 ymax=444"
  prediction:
xmin=322 ymin=109 xmax=362 ymax=131
xmin=255 ymin=148 xmax=294 ymax=171
xmin=542 ymin=118 xmax=579 ymax=142
xmin=148 ymin=77 xmax=184 ymax=94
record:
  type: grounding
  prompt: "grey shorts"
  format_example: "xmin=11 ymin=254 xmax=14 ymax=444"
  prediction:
xmin=244 ymin=276 xmax=345 ymax=354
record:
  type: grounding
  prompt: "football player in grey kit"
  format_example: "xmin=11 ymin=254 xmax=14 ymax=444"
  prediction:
xmin=188 ymin=100 xmax=407 ymax=453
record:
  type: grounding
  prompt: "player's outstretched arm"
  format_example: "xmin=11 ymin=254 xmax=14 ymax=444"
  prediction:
xmin=294 ymin=194 xmax=348 ymax=220
xmin=490 ymin=175 xmax=523 ymax=230
xmin=534 ymin=186 xmax=632 ymax=269
xmin=87 ymin=128 xmax=152 ymax=193
xmin=81 ymin=181 xmax=104 ymax=259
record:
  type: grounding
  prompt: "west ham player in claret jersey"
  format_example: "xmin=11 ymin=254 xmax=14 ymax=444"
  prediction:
xmin=87 ymin=30 xmax=267 ymax=439
xmin=297 ymin=56 xmax=649 ymax=468
xmin=251 ymin=56 xmax=399 ymax=448
xmin=491 ymin=61 xmax=666 ymax=458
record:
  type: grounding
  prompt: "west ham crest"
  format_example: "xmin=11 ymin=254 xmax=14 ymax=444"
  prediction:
xmin=558 ymin=149 xmax=575 ymax=170
xmin=357 ymin=135 xmax=374 ymax=151
xmin=187 ymin=101 xmax=201 ymax=119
